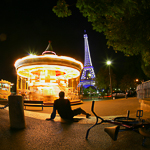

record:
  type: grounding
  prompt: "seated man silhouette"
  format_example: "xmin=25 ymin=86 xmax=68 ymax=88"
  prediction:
xmin=46 ymin=91 xmax=91 ymax=121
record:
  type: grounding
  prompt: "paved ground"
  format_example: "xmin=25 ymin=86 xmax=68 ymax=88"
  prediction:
xmin=23 ymin=97 xmax=150 ymax=120
xmin=0 ymin=97 xmax=150 ymax=150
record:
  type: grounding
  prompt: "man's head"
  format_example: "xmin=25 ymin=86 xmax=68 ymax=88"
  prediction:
xmin=59 ymin=91 xmax=65 ymax=99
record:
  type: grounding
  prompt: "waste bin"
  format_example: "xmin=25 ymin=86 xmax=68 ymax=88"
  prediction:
xmin=9 ymin=95 xmax=25 ymax=129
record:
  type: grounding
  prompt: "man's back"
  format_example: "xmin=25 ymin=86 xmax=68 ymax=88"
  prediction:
xmin=54 ymin=99 xmax=73 ymax=119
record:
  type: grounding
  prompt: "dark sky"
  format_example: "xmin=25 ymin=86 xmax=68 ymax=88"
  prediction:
xmin=0 ymin=0 xmax=145 ymax=85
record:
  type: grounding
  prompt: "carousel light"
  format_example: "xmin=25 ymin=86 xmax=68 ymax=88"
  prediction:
xmin=14 ymin=48 xmax=83 ymax=102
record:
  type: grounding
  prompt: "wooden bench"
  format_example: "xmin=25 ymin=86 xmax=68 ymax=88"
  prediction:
xmin=24 ymin=100 xmax=44 ymax=110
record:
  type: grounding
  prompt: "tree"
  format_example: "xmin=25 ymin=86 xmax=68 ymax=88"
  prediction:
xmin=95 ymin=67 xmax=117 ymax=90
xmin=119 ymin=74 xmax=136 ymax=91
xmin=53 ymin=0 xmax=150 ymax=77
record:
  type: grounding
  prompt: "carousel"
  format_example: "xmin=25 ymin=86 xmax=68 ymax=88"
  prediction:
xmin=14 ymin=42 xmax=83 ymax=104
xmin=0 ymin=79 xmax=12 ymax=100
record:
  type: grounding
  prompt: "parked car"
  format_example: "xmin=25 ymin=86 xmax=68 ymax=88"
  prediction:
xmin=112 ymin=92 xmax=125 ymax=98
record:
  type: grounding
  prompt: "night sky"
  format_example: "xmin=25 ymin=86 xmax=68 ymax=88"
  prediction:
xmin=0 ymin=1 xmax=143 ymax=87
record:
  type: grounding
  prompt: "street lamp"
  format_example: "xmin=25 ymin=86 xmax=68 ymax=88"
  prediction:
xmin=107 ymin=60 xmax=112 ymax=99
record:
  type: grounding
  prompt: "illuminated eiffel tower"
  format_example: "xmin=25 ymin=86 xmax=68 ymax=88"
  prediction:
xmin=79 ymin=32 xmax=96 ymax=88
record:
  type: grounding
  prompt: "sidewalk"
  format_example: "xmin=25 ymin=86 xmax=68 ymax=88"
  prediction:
xmin=142 ymin=98 xmax=150 ymax=101
xmin=0 ymin=105 xmax=150 ymax=150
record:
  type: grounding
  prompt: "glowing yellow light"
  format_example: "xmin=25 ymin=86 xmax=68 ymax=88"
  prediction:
xmin=15 ymin=53 xmax=83 ymax=80
xmin=29 ymin=54 xmax=37 ymax=57
xmin=14 ymin=53 xmax=83 ymax=101
xmin=17 ymin=65 xmax=80 ymax=79
xmin=106 ymin=60 xmax=111 ymax=65
xmin=14 ymin=54 xmax=83 ymax=69
xmin=60 ymin=56 xmax=83 ymax=68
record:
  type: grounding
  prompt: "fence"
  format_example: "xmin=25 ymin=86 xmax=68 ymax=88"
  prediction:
xmin=137 ymin=80 xmax=150 ymax=99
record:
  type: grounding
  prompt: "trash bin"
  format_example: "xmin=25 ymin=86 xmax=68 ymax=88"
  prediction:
xmin=9 ymin=95 xmax=25 ymax=129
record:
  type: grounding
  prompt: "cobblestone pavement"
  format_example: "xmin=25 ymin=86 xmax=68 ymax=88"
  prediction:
xmin=0 ymin=97 xmax=150 ymax=150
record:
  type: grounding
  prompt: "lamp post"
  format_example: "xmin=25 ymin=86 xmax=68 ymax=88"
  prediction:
xmin=107 ymin=60 xmax=112 ymax=99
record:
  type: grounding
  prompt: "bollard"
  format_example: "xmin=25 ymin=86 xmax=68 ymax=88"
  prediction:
xmin=9 ymin=95 xmax=25 ymax=129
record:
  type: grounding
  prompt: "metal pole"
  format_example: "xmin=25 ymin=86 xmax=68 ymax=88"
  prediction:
xmin=109 ymin=65 xmax=112 ymax=99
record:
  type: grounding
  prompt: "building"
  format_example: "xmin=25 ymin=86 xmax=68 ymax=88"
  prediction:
xmin=79 ymin=32 xmax=96 ymax=88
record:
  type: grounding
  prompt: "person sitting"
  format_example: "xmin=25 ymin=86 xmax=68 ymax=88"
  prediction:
xmin=46 ymin=91 xmax=91 ymax=121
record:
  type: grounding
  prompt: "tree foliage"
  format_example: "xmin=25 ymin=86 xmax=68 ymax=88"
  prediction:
xmin=52 ymin=0 xmax=72 ymax=17
xmin=53 ymin=0 xmax=150 ymax=77
xmin=119 ymin=74 xmax=136 ymax=91
xmin=95 ymin=67 xmax=117 ymax=90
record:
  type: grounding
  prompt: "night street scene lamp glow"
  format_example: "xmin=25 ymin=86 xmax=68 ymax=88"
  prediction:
xmin=106 ymin=60 xmax=112 ymax=65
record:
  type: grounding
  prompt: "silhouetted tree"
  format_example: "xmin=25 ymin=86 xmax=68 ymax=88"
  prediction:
xmin=119 ymin=74 xmax=136 ymax=91
xmin=53 ymin=0 xmax=150 ymax=76
xmin=95 ymin=67 xmax=117 ymax=90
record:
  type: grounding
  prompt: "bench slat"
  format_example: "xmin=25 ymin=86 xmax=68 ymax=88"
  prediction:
xmin=24 ymin=100 xmax=44 ymax=110
xmin=24 ymin=105 xmax=43 ymax=107
xmin=24 ymin=101 xmax=43 ymax=104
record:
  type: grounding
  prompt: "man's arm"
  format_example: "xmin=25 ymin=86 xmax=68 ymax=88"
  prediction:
xmin=46 ymin=106 xmax=56 ymax=120
xmin=50 ymin=106 xmax=56 ymax=119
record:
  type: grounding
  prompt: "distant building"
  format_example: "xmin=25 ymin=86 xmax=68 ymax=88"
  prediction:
xmin=79 ymin=32 xmax=96 ymax=88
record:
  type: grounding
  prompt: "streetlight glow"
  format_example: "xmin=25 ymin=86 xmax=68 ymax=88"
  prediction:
xmin=107 ymin=60 xmax=112 ymax=65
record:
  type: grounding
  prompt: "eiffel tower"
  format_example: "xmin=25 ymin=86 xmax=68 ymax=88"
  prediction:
xmin=79 ymin=32 xmax=96 ymax=88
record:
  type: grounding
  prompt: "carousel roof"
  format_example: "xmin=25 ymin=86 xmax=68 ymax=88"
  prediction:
xmin=14 ymin=42 xmax=83 ymax=79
